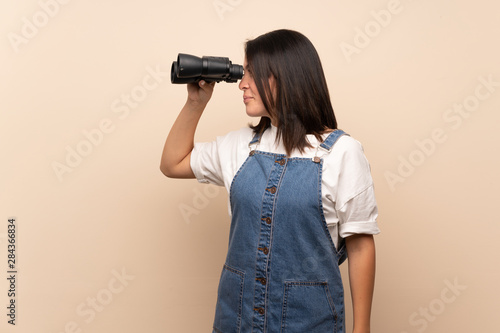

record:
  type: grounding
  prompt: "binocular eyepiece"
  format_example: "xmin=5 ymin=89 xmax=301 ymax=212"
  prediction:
xmin=171 ymin=53 xmax=244 ymax=84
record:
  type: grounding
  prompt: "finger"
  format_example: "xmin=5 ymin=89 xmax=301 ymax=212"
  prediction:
xmin=199 ymin=80 xmax=215 ymax=92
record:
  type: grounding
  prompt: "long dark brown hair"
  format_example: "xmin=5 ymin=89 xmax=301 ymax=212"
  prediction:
xmin=245 ymin=29 xmax=337 ymax=155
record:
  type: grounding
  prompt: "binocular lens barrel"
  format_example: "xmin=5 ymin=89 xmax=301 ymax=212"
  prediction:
xmin=171 ymin=53 xmax=243 ymax=84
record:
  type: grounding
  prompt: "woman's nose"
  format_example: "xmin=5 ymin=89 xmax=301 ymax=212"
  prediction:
xmin=239 ymin=76 xmax=248 ymax=90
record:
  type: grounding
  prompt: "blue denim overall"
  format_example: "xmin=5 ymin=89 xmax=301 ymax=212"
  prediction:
xmin=213 ymin=130 xmax=348 ymax=333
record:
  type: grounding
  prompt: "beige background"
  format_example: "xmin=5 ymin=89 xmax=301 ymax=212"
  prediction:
xmin=1 ymin=0 xmax=499 ymax=332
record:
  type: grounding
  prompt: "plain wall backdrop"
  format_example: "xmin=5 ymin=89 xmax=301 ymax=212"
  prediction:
xmin=1 ymin=0 xmax=499 ymax=332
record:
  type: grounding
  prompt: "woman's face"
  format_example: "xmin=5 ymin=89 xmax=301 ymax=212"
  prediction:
xmin=239 ymin=58 xmax=273 ymax=122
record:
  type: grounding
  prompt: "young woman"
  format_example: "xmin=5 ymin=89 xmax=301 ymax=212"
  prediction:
xmin=161 ymin=29 xmax=380 ymax=333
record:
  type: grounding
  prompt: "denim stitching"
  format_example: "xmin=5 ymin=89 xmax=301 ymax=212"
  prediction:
xmin=280 ymin=281 xmax=337 ymax=333
xmin=214 ymin=264 xmax=245 ymax=333
xmin=265 ymin=153 xmax=287 ymax=333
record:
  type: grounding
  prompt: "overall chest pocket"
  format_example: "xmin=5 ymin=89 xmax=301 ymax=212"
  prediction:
xmin=281 ymin=281 xmax=338 ymax=333
xmin=213 ymin=264 xmax=245 ymax=333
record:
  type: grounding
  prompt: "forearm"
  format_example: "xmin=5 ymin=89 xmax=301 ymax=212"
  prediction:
xmin=160 ymin=99 xmax=206 ymax=178
xmin=160 ymin=81 xmax=214 ymax=178
xmin=345 ymin=234 xmax=376 ymax=333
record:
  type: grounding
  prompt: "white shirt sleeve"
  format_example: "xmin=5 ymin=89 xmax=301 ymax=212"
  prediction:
xmin=337 ymin=185 xmax=380 ymax=238
xmin=323 ymin=136 xmax=380 ymax=238
xmin=190 ymin=140 xmax=224 ymax=186
xmin=190 ymin=127 xmax=254 ymax=189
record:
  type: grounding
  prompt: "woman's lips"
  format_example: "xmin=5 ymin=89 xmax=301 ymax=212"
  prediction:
xmin=243 ymin=96 xmax=253 ymax=104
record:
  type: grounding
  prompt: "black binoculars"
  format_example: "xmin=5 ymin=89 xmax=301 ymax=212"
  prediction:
xmin=171 ymin=53 xmax=244 ymax=84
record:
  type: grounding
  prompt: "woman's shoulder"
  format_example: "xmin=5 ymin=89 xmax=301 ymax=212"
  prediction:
xmin=321 ymin=130 xmax=370 ymax=167
xmin=336 ymin=132 xmax=363 ymax=151
xmin=212 ymin=127 xmax=255 ymax=154
xmin=216 ymin=126 xmax=254 ymax=143
xmin=320 ymin=129 xmax=363 ymax=152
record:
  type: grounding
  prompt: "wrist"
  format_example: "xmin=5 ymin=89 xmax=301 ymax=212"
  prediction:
xmin=353 ymin=324 xmax=370 ymax=333
xmin=353 ymin=329 xmax=370 ymax=333
xmin=184 ymin=99 xmax=207 ymax=112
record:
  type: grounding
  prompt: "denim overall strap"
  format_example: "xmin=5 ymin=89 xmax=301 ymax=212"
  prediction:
xmin=248 ymin=131 xmax=263 ymax=155
xmin=319 ymin=129 xmax=348 ymax=151
xmin=249 ymin=131 xmax=262 ymax=146
xmin=316 ymin=129 xmax=350 ymax=266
